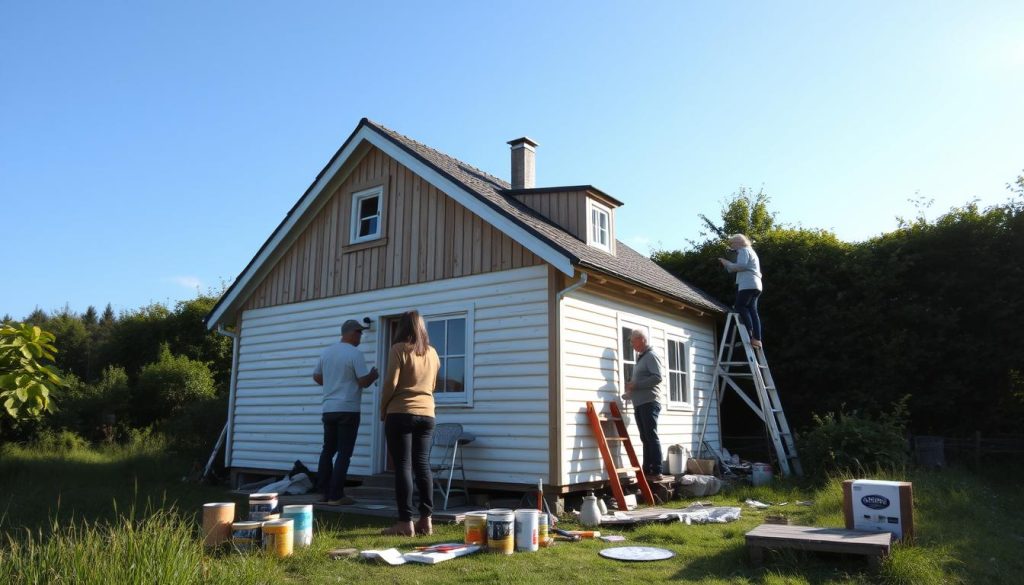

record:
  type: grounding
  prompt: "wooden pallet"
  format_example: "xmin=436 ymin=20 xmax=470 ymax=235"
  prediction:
xmin=745 ymin=524 xmax=893 ymax=569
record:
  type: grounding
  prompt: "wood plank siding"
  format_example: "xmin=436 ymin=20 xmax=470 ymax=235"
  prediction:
xmin=558 ymin=288 xmax=719 ymax=485
xmin=232 ymin=265 xmax=552 ymax=484
xmin=243 ymin=146 xmax=544 ymax=312
xmin=511 ymin=190 xmax=589 ymax=243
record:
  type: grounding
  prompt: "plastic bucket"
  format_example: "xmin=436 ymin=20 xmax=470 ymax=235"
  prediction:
xmin=202 ymin=502 xmax=235 ymax=548
xmin=262 ymin=518 xmax=294 ymax=557
xmin=514 ymin=509 xmax=539 ymax=552
xmin=486 ymin=509 xmax=514 ymax=554
xmin=667 ymin=444 xmax=688 ymax=476
xmin=751 ymin=462 xmax=773 ymax=486
xmin=231 ymin=521 xmax=262 ymax=552
xmin=248 ymin=493 xmax=278 ymax=521
xmin=464 ymin=512 xmax=488 ymax=545
xmin=281 ymin=504 xmax=313 ymax=548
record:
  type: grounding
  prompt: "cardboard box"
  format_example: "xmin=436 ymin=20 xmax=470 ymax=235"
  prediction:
xmin=842 ymin=479 xmax=914 ymax=542
xmin=686 ymin=458 xmax=716 ymax=475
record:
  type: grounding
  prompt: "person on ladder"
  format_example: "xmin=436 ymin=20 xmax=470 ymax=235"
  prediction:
xmin=718 ymin=233 xmax=764 ymax=349
xmin=623 ymin=329 xmax=666 ymax=482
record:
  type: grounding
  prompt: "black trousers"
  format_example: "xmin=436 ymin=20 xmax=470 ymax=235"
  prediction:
xmin=317 ymin=411 xmax=360 ymax=500
xmin=384 ymin=413 xmax=435 ymax=521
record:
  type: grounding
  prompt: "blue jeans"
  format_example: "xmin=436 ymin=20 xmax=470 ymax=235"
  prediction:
xmin=317 ymin=411 xmax=360 ymax=500
xmin=734 ymin=288 xmax=763 ymax=341
xmin=385 ymin=413 xmax=435 ymax=521
xmin=633 ymin=401 xmax=663 ymax=476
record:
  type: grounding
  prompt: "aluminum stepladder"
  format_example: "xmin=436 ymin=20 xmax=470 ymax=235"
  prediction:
xmin=586 ymin=400 xmax=656 ymax=509
xmin=696 ymin=313 xmax=802 ymax=476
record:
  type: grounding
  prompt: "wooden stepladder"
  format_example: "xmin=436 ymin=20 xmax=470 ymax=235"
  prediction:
xmin=586 ymin=401 xmax=656 ymax=510
xmin=699 ymin=313 xmax=802 ymax=476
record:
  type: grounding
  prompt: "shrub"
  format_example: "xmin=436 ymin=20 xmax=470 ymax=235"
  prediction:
xmin=133 ymin=344 xmax=215 ymax=426
xmin=48 ymin=366 xmax=130 ymax=439
xmin=799 ymin=396 xmax=910 ymax=482
xmin=158 ymin=393 xmax=227 ymax=456
xmin=32 ymin=429 xmax=90 ymax=453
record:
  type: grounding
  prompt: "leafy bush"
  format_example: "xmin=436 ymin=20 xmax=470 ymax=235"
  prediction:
xmin=133 ymin=344 xmax=215 ymax=426
xmin=158 ymin=393 xmax=227 ymax=456
xmin=48 ymin=366 xmax=131 ymax=438
xmin=32 ymin=429 xmax=91 ymax=453
xmin=799 ymin=396 xmax=910 ymax=482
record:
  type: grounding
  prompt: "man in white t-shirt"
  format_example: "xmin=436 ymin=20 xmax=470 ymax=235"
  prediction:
xmin=313 ymin=319 xmax=379 ymax=505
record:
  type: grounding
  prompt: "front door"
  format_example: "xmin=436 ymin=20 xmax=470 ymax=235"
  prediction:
xmin=375 ymin=317 xmax=402 ymax=472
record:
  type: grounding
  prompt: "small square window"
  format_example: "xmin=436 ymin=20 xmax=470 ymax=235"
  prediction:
xmin=350 ymin=187 xmax=383 ymax=244
xmin=588 ymin=201 xmax=611 ymax=252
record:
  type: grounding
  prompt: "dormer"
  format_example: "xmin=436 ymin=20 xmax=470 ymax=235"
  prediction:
xmin=503 ymin=137 xmax=623 ymax=254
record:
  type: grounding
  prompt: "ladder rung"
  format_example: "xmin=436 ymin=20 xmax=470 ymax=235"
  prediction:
xmin=596 ymin=415 xmax=622 ymax=422
xmin=615 ymin=466 xmax=640 ymax=474
xmin=605 ymin=437 xmax=627 ymax=442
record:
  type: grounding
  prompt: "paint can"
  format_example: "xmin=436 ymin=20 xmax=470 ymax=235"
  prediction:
xmin=231 ymin=521 xmax=263 ymax=552
xmin=486 ymin=509 xmax=515 ymax=554
xmin=751 ymin=462 xmax=773 ymax=486
xmin=202 ymin=502 xmax=235 ymax=548
xmin=514 ymin=509 xmax=539 ymax=552
xmin=262 ymin=518 xmax=294 ymax=557
xmin=248 ymin=493 xmax=278 ymax=521
xmin=538 ymin=512 xmax=550 ymax=547
xmin=464 ymin=511 xmax=488 ymax=545
xmin=281 ymin=504 xmax=313 ymax=548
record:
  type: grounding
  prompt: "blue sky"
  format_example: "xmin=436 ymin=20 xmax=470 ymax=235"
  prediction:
xmin=3 ymin=1 xmax=1022 ymax=319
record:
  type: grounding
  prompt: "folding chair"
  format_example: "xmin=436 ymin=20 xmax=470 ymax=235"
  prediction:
xmin=429 ymin=423 xmax=470 ymax=510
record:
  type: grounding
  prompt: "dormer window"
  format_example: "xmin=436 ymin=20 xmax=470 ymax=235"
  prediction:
xmin=588 ymin=200 xmax=611 ymax=252
xmin=350 ymin=186 xmax=383 ymax=244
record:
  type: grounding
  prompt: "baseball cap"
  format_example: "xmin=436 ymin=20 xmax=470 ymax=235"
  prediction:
xmin=341 ymin=319 xmax=369 ymax=334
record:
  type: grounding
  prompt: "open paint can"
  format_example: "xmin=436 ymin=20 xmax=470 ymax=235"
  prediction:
xmin=281 ymin=504 xmax=313 ymax=548
xmin=231 ymin=521 xmax=262 ymax=552
xmin=262 ymin=518 xmax=294 ymax=557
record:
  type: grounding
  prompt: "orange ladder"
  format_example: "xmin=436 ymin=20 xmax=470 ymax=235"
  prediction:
xmin=585 ymin=400 xmax=656 ymax=510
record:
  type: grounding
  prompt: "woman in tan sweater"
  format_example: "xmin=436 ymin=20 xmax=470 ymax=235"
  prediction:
xmin=379 ymin=310 xmax=441 ymax=536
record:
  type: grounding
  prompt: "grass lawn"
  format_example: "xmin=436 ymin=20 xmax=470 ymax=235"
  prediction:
xmin=2 ymin=441 xmax=1022 ymax=584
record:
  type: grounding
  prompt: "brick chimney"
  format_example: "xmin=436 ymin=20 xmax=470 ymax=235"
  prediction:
xmin=507 ymin=137 xmax=538 ymax=189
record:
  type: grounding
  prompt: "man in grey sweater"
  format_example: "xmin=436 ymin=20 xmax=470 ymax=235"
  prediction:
xmin=624 ymin=329 xmax=665 ymax=480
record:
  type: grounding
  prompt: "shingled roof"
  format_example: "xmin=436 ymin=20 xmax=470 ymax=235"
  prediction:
xmin=364 ymin=119 xmax=728 ymax=314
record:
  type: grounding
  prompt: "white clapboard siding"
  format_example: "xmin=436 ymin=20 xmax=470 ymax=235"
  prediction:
xmin=231 ymin=265 xmax=550 ymax=484
xmin=559 ymin=290 xmax=719 ymax=485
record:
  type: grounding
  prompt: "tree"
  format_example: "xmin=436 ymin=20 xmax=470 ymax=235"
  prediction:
xmin=133 ymin=343 xmax=216 ymax=426
xmin=696 ymin=186 xmax=777 ymax=244
xmin=0 ymin=322 xmax=65 ymax=422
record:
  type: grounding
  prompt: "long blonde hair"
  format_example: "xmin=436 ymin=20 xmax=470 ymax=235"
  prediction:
xmin=394 ymin=310 xmax=430 ymax=356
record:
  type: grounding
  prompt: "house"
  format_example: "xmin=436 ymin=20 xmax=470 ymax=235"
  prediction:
xmin=205 ymin=118 xmax=729 ymax=495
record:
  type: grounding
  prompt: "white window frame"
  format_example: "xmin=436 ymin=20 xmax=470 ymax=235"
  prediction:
xmin=424 ymin=305 xmax=475 ymax=407
xmin=587 ymin=200 xmax=612 ymax=252
xmin=350 ymin=186 xmax=383 ymax=244
xmin=619 ymin=321 xmax=649 ymax=392
xmin=665 ymin=335 xmax=693 ymax=410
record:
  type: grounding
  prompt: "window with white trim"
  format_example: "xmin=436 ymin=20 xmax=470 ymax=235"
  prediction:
xmin=426 ymin=312 xmax=472 ymax=404
xmin=350 ymin=186 xmax=383 ymax=244
xmin=620 ymin=323 xmax=648 ymax=389
xmin=588 ymin=200 xmax=611 ymax=252
xmin=666 ymin=336 xmax=690 ymax=406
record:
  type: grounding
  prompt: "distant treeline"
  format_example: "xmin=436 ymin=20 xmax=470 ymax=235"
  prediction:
xmin=1 ymin=296 xmax=231 ymax=450
xmin=656 ymin=177 xmax=1024 ymax=436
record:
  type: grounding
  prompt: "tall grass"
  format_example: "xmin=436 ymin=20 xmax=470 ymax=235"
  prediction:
xmin=2 ymin=509 xmax=202 ymax=584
